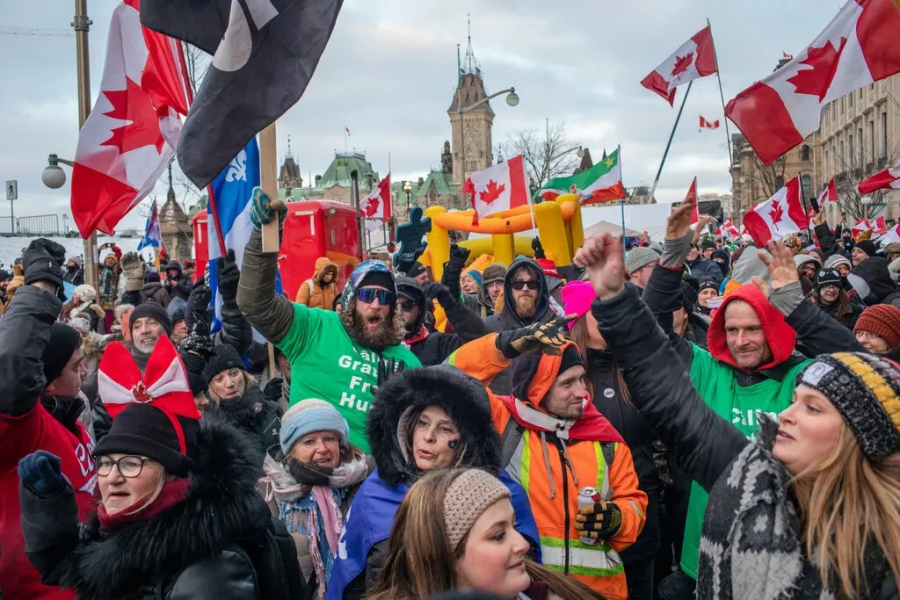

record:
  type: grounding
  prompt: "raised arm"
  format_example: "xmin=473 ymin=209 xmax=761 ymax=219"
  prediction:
xmin=0 ymin=240 xmax=66 ymax=417
xmin=213 ymin=250 xmax=252 ymax=354
xmin=236 ymin=191 xmax=295 ymax=345
xmin=752 ymin=240 xmax=865 ymax=356
xmin=576 ymin=235 xmax=747 ymax=492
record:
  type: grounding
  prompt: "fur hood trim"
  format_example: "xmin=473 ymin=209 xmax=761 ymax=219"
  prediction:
xmin=367 ymin=365 xmax=501 ymax=487
xmin=63 ymin=419 xmax=268 ymax=598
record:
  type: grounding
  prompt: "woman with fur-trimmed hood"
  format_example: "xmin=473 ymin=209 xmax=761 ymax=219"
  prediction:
xmin=326 ymin=365 xmax=540 ymax=600
xmin=61 ymin=284 xmax=106 ymax=333
xmin=16 ymin=336 xmax=300 ymax=600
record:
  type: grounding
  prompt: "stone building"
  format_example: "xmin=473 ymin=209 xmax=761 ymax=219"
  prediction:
xmin=818 ymin=72 xmax=900 ymax=222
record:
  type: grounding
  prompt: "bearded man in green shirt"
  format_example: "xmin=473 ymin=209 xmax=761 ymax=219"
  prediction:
xmin=237 ymin=191 xmax=420 ymax=452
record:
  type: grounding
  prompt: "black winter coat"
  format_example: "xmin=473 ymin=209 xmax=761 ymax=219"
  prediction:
xmin=206 ymin=387 xmax=282 ymax=460
xmin=407 ymin=296 xmax=488 ymax=366
xmin=19 ymin=420 xmax=294 ymax=600
xmin=592 ymin=285 xmax=899 ymax=600
xmin=164 ymin=260 xmax=193 ymax=301
xmin=585 ymin=348 xmax=660 ymax=563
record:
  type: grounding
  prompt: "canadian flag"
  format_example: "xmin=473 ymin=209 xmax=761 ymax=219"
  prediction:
xmin=71 ymin=0 xmax=189 ymax=237
xmin=684 ymin=177 xmax=700 ymax=224
xmin=717 ymin=217 xmax=741 ymax=239
xmin=872 ymin=215 xmax=888 ymax=236
xmin=464 ymin=155 xmax=530 ymax=225
xmin=852 ymin=218 xmax=873 ymax=237
xmin=641 ymin=26 xmax=717 ymax=106
xmin=699 ymin=116 xmax=720 ymax=130
xmin=817 ymin=178 xmax=838 ymax=207
xmin=742 ymin=176 xmax=810 ymax=246
xmin=858 ymin=157 xmax=900 ymax=194
xmin=726 ymin=0 xmax=900 ymax=165
xmin=879 ymin=222 xmax=900 ymax=244
xmin=360 ymin=173 xmax=391 ymax=231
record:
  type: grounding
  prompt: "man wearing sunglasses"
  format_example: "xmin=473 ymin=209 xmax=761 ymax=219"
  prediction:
xmin=483 ymin=256 xmax=558 ymax=394
xmin=238 ymin=196 xmax=420 ymax=453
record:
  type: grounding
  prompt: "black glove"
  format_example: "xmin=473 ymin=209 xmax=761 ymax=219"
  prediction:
xmin=495 ymin=315 xmax=571 ymax=358
xmin=185 ymin=285 xmax=212 ymax=337
xmin=424 ymin=282 xmax=457 ymax=308
xmin=17 ymin=450 xmax=68 ymax=498
xmin=22 ymin=239 xmax=66 ymax=299
xmin=448 ymin=244 xmax=471 ymax=269
xmin=531 ymin=237 xmax=546 ymax=259
xmin=373 ymin=357 xmax=406 ymax=396
xmin=215 ymin=249 xmax=240 ymax=304
xmin=575 ymin=500 xmax=622 ymax=539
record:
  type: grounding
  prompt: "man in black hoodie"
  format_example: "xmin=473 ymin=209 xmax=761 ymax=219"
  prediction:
xmin=483 ymin=257 xmax=557 ymax=394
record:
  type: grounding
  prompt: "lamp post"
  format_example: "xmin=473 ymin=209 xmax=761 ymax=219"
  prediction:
xmin=403 ymin=180 xmax=412 ymax=214
xmin=861 ymin=195 xmax=873 ymax=220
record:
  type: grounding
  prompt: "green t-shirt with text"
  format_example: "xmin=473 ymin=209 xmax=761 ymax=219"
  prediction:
xmin=276 ymin=304 xmax=421 ymax=452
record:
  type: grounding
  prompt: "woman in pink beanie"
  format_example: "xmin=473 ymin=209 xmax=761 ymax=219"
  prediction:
xmin=562 ymin=280 xmax=663 ymax=599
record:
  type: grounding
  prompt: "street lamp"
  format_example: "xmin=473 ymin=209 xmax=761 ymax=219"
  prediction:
xmin=403 ymin=180 xmax=413 ymax=212
xmin=42 ymin=154 xmax=73 ymax=189
xmin=861 ymin=195 xmax=873 ymax=220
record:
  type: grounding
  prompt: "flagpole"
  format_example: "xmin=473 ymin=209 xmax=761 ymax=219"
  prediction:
xmin=618 ymin=145 xmax=627 ymax=258
xmin=259 ymin=122 xmax=283 ymax=381
xmin=648 ymin=79 xmax=693 ymax=201
xmin=707 ymin=18 xmax=734 ymax=169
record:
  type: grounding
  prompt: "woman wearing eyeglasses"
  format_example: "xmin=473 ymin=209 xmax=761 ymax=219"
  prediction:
xmin=17 ymin=337 xmax=300 ymax=600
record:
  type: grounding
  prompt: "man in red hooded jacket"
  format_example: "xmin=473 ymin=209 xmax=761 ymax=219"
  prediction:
xmin=641 ymin=197 xmax=863 ymax=597
xmin=0 ymin=239 xmax=96 ymax=600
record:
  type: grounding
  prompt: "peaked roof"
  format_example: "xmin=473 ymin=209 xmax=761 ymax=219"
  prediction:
xmin=448 ymin=73 xmax=495 ymax=115
xmin=159 ymin=194 xmax=191 ymax=234
xmin=318 ymin=152 xmax=379 ymax=190
xmin=416 ymin=171 xmax=456 ymax=197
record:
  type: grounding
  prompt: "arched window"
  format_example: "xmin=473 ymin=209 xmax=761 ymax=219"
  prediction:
xmin=801 ymin=145 xmax=811 ymax=161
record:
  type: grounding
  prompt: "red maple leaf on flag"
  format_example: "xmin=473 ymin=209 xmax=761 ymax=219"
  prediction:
xmin=362 ymin=197 xmax=380 ymax=217
xmin=786 ymin=38 xmax=846 ymax=101
xmin=479 ymin=180 xmax=506 ymax=205
xmin=671 ymin=53 xmax=694 ymax=78
xmin=768 ymin=200 xmax=784 ymax=230
xmin=101 ymin=77 xmax=165 ymax=154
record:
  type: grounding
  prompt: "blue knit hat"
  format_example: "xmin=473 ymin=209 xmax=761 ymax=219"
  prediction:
xmin=339 ymin=260 xmax=396 ymax=309
xmin=464 ymin=269 xmax=483 ymax=287
xmin=280 ymin=399 xmax=350 ymax=454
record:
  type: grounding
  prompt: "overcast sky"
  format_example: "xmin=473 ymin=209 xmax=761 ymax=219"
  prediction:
xmin=0 ymin=0 xmax=842 ymax=232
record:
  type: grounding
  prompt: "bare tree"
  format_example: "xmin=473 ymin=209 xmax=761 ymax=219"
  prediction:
xmin=832 ymin=144 xmax=897 ymax=222
xmin=747 ymin=153 xmax=788 ymax=199
xmin=505 ymin=123 xmax=582 ymax=190
xmin=183 ymin=43 xmax=211 ymax=96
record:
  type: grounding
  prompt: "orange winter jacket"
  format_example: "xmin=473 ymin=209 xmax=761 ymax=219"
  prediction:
xmin=295 ymin=257 xmax=339 ymax=310
xmin=449 ymin=335 xmax=646 ymax=600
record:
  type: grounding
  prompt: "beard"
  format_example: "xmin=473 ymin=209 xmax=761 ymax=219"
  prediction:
xmin=515 ymin=294 xmax=537 ymax=318
xmin=341 ymin=302 xmax=403 ymax=351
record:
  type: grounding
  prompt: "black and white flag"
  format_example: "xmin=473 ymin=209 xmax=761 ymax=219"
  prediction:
xmin=141 ymin=0 xmax=344 ymax=188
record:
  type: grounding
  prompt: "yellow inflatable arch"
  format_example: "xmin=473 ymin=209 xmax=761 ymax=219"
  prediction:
xmin=418 ymin=194 xmax=584 ymax=281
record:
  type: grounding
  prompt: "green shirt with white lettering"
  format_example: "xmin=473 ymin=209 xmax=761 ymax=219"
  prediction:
xmin=276 ymin=303 xmax=421 ymax=453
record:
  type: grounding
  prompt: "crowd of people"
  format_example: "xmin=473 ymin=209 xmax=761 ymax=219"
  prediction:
xmin=1 ymin=188 xmax=899 ymax=600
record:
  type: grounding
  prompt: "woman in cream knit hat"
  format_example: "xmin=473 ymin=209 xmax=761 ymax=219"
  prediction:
xmin=367 ymin=469 xmax=600 ymax=600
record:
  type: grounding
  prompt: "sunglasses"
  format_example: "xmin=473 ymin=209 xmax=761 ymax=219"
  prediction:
xmin=355 ymin=287 xmax=396 ymax=305
xmin=511 ymin=280 xmax=539 ymax=291
xmin=398 ymin=300 xmax=417 ymax=312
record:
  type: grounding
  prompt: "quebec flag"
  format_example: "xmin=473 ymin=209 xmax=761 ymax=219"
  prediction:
xmin=208 ymin=138 xmax=282 ymax=341
xmin=137 ymin=200 xmax=161 ymax=250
